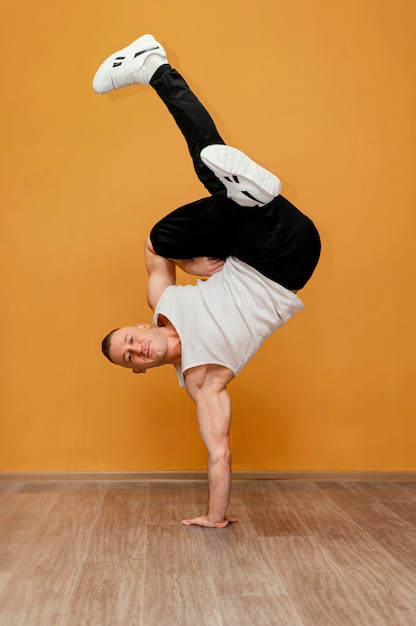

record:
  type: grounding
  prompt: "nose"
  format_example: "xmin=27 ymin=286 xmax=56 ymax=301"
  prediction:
xmin=131 ymin=342 xmax=145 ymax=358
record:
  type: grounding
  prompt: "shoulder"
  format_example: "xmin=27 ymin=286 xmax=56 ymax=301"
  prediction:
xmin=184 ymin=364 xmax=235 ymax=398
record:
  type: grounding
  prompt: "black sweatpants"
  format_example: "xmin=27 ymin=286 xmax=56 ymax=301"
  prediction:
xmin=149 ymin=65 xmax=321 ymax=291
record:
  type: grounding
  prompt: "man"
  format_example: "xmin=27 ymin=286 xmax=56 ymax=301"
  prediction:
xmin=93 ymin=34 xmax=321 ymax=528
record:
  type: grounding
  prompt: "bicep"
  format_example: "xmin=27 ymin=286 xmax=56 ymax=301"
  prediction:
xmin=194 ymin=387 xmax=232 ymax=455
xmin=185 ymin=366 xmax=234 ymax=448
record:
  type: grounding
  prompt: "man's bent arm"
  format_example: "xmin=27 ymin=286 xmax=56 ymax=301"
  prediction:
xmin=144 ymin=237 xmax=176 ymax=311
xmin=184 ymin=366 xmax=237 ymax=528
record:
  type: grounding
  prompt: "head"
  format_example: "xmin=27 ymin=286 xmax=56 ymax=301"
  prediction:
xmin=101 ymin=328 xmax=120 ymax=364
xmin=101 ymin=323 xmax=169 ymax=374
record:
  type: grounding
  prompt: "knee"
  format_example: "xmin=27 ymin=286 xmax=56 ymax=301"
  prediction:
xmin=149 ymin=220 xmax=174 ymax=258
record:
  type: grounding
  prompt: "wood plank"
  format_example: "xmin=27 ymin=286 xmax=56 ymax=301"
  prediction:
xmin=0 ymin=491 xmax=59 ymax=573
xmin=144 ymin=571 xmax=221 ymax=626
xmin=316 ymin=482 xmax=414 ymax=530
xmin=201 ymin=513 xmax=289 ymax=597
xmin=232 ymin=480 xmax=281 ymax=506
xmin=142 ymin=524 xmax=221 ymax=625
xmin=233 ymin=481 xmax=309 ymax=537
xmin=239 ymin=500 xmax=308 ymax=537
xmin=0 ymin=483 xmax=105 ymax=625
xmin=273 ymin=482 xmax=405 ymax=577
xmin=379 ymin=501 xmax=416 ymax=526
xmin=0 ymin=480 xmax=415 ymax=625
xmin=64 ymin=560 xmax=145 ymax=626
xmin=261 ymin=536 xmax=383 ymax=625
xmin=397 ymin=482 xmax=416 ymax=500
xmin=315 ymin=537 xmax=416 ymax=625
xmin=266 ymin=481 xmax=361 ymax=539
xmin=362 ymin=529 xmax=416 ymax=577
xmin=348 ymin=481 xmax=414 ymax=502
xmin=350 ymin=482 xmax=416 ymax=525
xmin=276 ymin=482 xmax=391 ymax=545
xmin=62 ymin=484 xmax=150 ymax=625
xmin=272 ymin=480 xmax=330 ymax=502
xmin=217 ymin=595 xmax=304 ymax=626
xmin=147 ymin=481 xmax=201 ymax=525
xmin=85 ymin=483 xmax=149 ymax=561
xmin=316 ymin=482 xmax=416 ymax=575
xmin=308 ymin=482 xmax=416 ymax=622
xmin=0 ymin=573 xmax=10 ymax=596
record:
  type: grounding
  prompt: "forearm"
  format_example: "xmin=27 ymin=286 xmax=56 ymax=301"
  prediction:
xmin=206 ymin=447 xmax=232 ymax=524
xmin=170 ymin=258 xmax=194 ymax=274
xmin=170 ymin=256 xmax=225 ymax=277
xmin=195 ymin=387 xmax=232 ymax=525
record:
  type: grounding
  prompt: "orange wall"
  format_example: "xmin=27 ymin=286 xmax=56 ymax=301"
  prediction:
xmin=1 ymin=0 xmax=415 ymax=471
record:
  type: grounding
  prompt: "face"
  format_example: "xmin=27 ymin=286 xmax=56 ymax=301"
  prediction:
xmin=109 ymin=324 xmax=169 ymax=374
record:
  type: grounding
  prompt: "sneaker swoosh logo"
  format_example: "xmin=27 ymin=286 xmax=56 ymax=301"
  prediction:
xmin=134 ymin=45 xmax=160 ymax=58
xmin=242 ymin=190 xmax=266 ymax=204
xmin=112 ymin=46 xmax=160 ymax=68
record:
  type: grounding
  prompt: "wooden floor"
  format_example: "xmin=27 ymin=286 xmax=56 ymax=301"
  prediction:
xmin=0 ymin=480 xmax=415 ymax=625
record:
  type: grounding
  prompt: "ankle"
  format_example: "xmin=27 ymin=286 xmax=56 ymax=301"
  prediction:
xmin=149 ymin=63 xmax=171 ymax=85
xmin=145 ymin=55 xmax=169 ymax=82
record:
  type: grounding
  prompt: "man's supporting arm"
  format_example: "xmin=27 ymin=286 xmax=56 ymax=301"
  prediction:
xmin=183 ymin=365 xmax=237 ymax=528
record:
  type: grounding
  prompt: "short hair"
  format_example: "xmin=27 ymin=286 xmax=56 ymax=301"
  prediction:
xmin=101 ymin=328 xmax=120 ymax=364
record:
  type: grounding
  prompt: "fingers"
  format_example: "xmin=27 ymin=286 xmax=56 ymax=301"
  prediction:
xmin=207 ymin=257 xmax=225 ymax=274
xmin=181 ymin=515 xmax=237 ymax=528
xmin=215 ymin=516 xmax=238 ymax=527
xmin=181 ymin=516 xmax=212 ymax=527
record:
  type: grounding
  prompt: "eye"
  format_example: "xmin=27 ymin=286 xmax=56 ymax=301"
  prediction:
xmin=129 ymin=336 xmax=134 ymax=344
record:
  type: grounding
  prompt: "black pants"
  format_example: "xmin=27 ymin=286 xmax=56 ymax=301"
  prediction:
xmin=149 ymin=65 xmax=321 ymax=291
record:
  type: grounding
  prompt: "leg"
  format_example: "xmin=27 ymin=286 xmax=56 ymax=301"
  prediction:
xmin=150 ymin=66 xmax=226 ymax=195
xmin=150 ymin=194 xmax=234 ymax=261
xmin=92 ymin=34 xmax=281 ymax=203
xmin=225 ymin=195 xmax=322 ymax=290
xmin=92 ymin=35 xmax=320 ymax=286
xmin=148 ymin=65 xmax=285 ymax=261
xmin=151 ymin=69 xmax=282 ymax=206
xmin=93 ymin=34 xmax=226 ymax=195
xmin=93 ymin=34 xmax=233 ymax=260
xmin=148 ymin=65 xmax=286 ymax=260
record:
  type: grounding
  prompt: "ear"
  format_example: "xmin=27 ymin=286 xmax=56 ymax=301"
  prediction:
xmin=136 ymin=323 xmax=150 ymax=329
xmin=132 ymin=368 xmax=147 ymax=375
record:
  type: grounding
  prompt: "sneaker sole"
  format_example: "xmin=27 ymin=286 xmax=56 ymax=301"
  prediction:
xmin=200 ymin=144 xmax=281 ymax=205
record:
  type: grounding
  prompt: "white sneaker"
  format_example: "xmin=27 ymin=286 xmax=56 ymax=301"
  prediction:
xmin=93 ymin=34 xmax=167 ymax=93
xmin=200 ymin=144 xmax=281 ymax=207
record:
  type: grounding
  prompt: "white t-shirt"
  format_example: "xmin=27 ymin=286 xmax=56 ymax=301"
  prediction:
xmin=153 ymin=256 xmax=304 ymax=387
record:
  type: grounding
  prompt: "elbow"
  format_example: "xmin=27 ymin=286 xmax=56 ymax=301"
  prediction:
xmin=145 ymin=236 xmax=155 ymax=254
xmin=209 ymin=446 xmax=231 ymax=470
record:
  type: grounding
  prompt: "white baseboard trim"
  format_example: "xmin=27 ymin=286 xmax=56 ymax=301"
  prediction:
xmin=0 ymin=470 xmax=415 ymax=482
